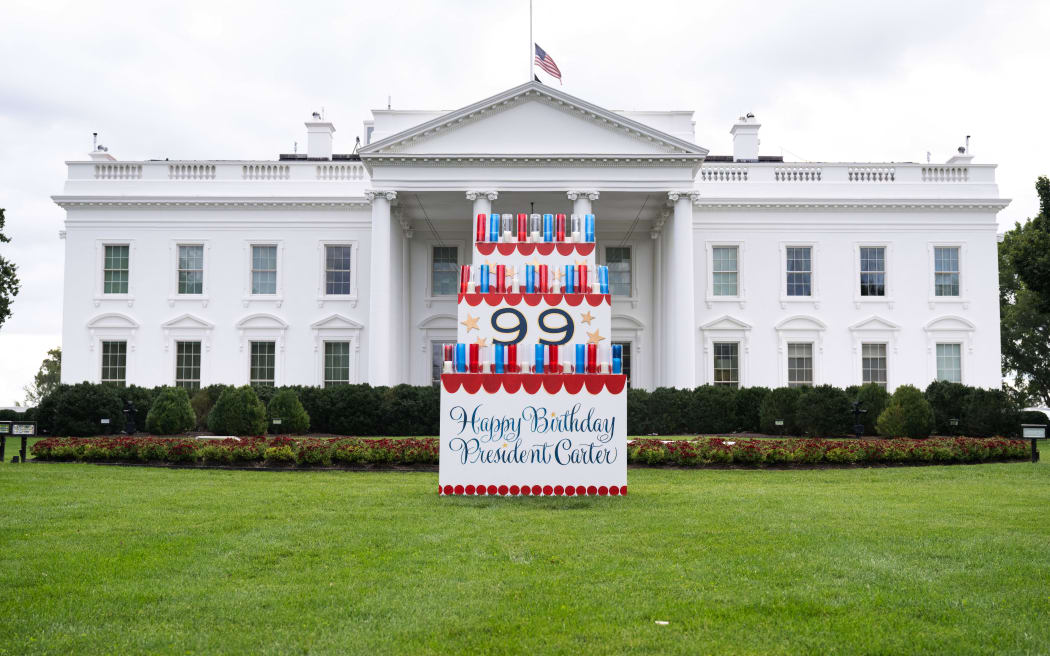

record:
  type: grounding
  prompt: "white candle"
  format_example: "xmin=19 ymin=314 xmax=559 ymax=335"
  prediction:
xmin=466 ymin=281 xmax=476 ymax=293
xmin=591 ymin=282 xmax=600 ymax=294
xmin=599 ymin=362 xmax=611 ymax=374
xmin=482 ymin=361 xmax=492 ymax=373
xmin=571 ymin=231 xmax=580 ymax=243
xmin=552 ymin=280 xmax=561 ymax=293
xmin=563 ymin=361 xmax=572 ymax=374
xmin=530 ymin=230 xmax=540 ymax=243
xmin=442 ymin=361 xmax=453 ymax=373
xmin=503 ymin=230 xmax=513 ymax=243
xmin=512 ymin=276 xmax=520 ymax=293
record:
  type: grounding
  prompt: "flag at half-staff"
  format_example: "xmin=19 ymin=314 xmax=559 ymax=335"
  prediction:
xmin=534 ymin=44 xmax=562 ymax=84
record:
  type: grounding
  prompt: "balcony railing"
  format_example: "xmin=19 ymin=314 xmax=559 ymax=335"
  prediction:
xmin=74 ymin=160 xmax=369 ymax=183
xmin=697 ymin=162 xmax=995 ymax=185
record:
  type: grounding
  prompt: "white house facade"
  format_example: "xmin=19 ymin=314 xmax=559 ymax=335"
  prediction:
xmin=53 ymin=82 xmax=1007 ymax=392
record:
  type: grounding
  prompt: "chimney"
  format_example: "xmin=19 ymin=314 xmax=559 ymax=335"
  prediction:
xmin=946 ymin=136 xmax=974 ymax=164
xmin=730 ymin=113 xmax=760 ymax=162
xmin=305 ymin=113 xmax=335 ymax=159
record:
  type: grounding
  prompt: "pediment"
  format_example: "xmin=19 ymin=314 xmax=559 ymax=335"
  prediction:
xmin=87 ymin=312 xmax=139 ymax=329
xmin=700 ymin=315 xmax=752 ymax=331
xmin=418 ymin=313 xmax=457 ymax=330
xmin=775 ymin=315 xmax=827 ymax=331
xmin=612 ymin=314 xmax=645 ymax=329
xmin=236 ymin=313 xmax=288 ymax=330
xmin=924 ymin=315 xmax=976 ymax=332
xmin=849 ymin=315 xmax=900 ymax=332
xmin=161 ymin=313 xmax=214 ymax=330
xmin=359 ymin=82 xmax=707 ymax=161
xmin=311 ymin=313 xmax=364 ymax=331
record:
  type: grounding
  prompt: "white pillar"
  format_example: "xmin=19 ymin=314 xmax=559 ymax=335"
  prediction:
xmin=650 ymin=211 xmax=667 ymax=389
xmin=567 ymin=190 xmax=599 ymax=217
xmin=467 ymin=190 xmax=497 ymax=248
xmin=367 ymin=190 xmax=397 ymax=386
xmin=666 ymin=192 xmax=698 ymax=389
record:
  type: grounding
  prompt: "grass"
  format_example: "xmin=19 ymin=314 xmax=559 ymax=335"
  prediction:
xmin=0 ymin=448 xmax=1048 ymax=655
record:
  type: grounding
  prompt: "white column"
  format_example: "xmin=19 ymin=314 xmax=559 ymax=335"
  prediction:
xmin=650 ymin=210 xmax=667 ymax=388
xmin=567 ymin=190 xmax=599 ymax=216
xmin=398 ymin=211 xmax=413 ymax=384
xmin=467 ymin=190 xmax=497 ymax=248
xmin=366 ymin=190 xmax=397 ymax=386
xmin=666 ymin=192 xmax=698 ymax=389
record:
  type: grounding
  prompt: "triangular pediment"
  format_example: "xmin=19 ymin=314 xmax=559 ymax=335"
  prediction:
xmin=162 ymin=313 xmax=214 ymax=330
xmin=700 ymin=315 xmax=752 ymax=331
xmin=311 ymin=313 xmax=364 ymax=331
xmin=359 ymin=82 xmax=707 ymax=160
xmin=849 ymin=315 xmax=900 ymax=332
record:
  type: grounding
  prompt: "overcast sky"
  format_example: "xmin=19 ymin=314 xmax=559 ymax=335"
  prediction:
xmin=0 ymin=0 xmax=1047 ymax=405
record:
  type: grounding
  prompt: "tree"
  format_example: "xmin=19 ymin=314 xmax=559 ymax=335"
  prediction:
xmin=999 ymin=176 xmax=1050 ymax=405
xmin=0 ymin=208 xmax=20 ymax=330
xmin=24 ymin=347 xmax=61 ymax=405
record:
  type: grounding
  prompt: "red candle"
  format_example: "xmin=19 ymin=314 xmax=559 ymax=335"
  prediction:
xmin=517 ymin=213 xmax=527 ymax=242
xmin=496 ymin=264 xmax=506 ymax=293
xmin=469 ymin=343 xmax=479 ymax=373
xmin=548 ymin=345 xmax=559 ymax=373
xmin=587 ymin=343 xmax=597 ymax=374
xmin=556 ymin=213 xmax=566 ymax=241
xmin=476 ymin=214 xmax=486 ymax=242
xmin=443 ymin=344 xmax=453 ymax=364
xmin=578 ymin=264 xmax=589 ymax=292
xmin=507 ymin=344 xmax=517 ymax=373
xmin=538 ymin=265 xmax=549 ymax=293
xmin=459 ymin=265 xmax=470 ymax=294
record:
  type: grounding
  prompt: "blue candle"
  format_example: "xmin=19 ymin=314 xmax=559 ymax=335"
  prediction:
xmin=494 ymin=343 xmax=505 ymax=374
xmin=489 ymin=214 xmax=499 ymax=242
xmin=575 ymin=344 xmax=585 ymax=374
xmin=543 ymin=213 xmax=554 ymax=242
xmin=455 ymin=343 xmax=467 ymax=373
xmin=479 ymin=265 xmax=490 ymax=293
xmin=525 ymin=265 xmax=535 ymax=293
xmin=585 ymin=214 xmax=595 ymax=242
xmin=534 ymin=344 xmax=545 ymax=373
xmin=612 ymin=343 xmax=622 ymax=361
xmin=599 ymin=265 xmax=609 ymax=294
xmin=564 ymin=264 xmax=574 ymax=293
xmin=613 ymin=357 xmax=622 ymax=374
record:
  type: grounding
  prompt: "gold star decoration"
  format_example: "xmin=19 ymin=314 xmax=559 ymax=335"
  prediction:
xmin=527 ymin=257 xmax=542 ymax=268
xmin=586 ymin=329 xmax=606 ymax=345
xmin=554 ymin=268 xmax=565 ymax=281
xmin=475 ymin=336 xmax=490 ymax=347
xmin=580 ymin=311 xmax=595 ymax=325
xmin=461 ymin=314 xmax=480 ymax=332
xmin=506 ymin=266 xmax=516 ymax=278
xmin=484 ymin=259 xmax=494 ymax=267
xmin=575 ymin=258 xmax=588 ymax=267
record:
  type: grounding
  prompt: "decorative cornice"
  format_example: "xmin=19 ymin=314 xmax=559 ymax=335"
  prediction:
xmin=693 ymin=198 xmax=1012 ymax=212
xmin=362 ymin=154 xmax=701 ymax=168
xmin=364 ymin=190 xmax=397 ymax=203
xmin=51 ymin=195 xmax=371 ymax=209
xmin=667 ymin=191 xmax=700 ymax=204
xmin=567 ymin=190 xmax=599 ymax=201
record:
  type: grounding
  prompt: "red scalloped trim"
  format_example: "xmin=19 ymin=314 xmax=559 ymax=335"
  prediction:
xmin=458 ymin=292 xmax=610 ymax=306
xmin=475 ymin=242 xmax=596 ymax=257
xmin=439 ymin=484 xmax=626 ymax=496
xmin=441 ymin=374 xmax=626 ymax=395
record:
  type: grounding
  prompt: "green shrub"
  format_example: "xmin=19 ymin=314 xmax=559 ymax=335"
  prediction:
xmin=759 ymin=387 xmax=802 ymax=435
xmin=325 ymin=385 xmax=384 ymax=436
xmin=734 ymin=386 xmax=770 ymax=433
xmin=961 ymin=388 xmax=1019 ymax=437
xmin=852 ymin=383 xmax=891 ymax=436
xmin=115 ymin=385 xmax=154 ymax=432
xmin=145 ymin=387 xmax=196 ymax=435
xmin=689 ymin=385 xmax=737 ymax=434
xmin=647 ymin=387 xmax=693 ymax=435
xmin=267 ymin=390 xmax=310 ymax=434
xmin=207 ymin=386 xmax=268 ymax=436
xmin=380 ymin=385 xmax=439 ymax=436
xmin=264 ymin=444 xmax=296 ymax=463
xmin=626 ymin=388 xmax=652 ymax=435
xmin=52 ymin=382 xmax=125 ymax=437
xmin=924 ymin=381 xmax=971 ymax=435
xmin=190 ymin=385 xmax=229 ymax=431
xmin=876 ymin=385 xmax=934 ymax=438
xmin=796 ymin=385 xmax=852 ymax=436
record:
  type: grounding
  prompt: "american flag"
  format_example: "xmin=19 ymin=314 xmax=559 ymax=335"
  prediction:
xmin=534 ymin=44 xmax=562 ymax=84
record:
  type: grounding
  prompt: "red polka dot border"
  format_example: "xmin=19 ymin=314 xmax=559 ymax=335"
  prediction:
xmin=439 ymin=484 xmax=626 ymax=497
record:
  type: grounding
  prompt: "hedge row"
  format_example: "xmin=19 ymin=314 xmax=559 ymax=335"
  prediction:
xmin=27 ymin=380 xmax=1046 ymax=438
xmin=30 ymin=436 xmax=1028 ymax=467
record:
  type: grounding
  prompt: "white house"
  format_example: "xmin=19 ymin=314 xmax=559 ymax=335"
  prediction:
xmin=53 ymin=81 xmax=1007 ymax=392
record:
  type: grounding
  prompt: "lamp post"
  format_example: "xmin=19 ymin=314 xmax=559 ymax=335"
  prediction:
xmin=851 ymin=401 xmax=867 ymax=439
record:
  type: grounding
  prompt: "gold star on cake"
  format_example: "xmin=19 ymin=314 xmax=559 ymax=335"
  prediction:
xmin=506 ymin=266 xmax=516 ymax=278
xmin=586 ymin=329 xmax=606 ymax=345
xmin=461 ymin=314 xmax=480 ymax=332
xmin=555 ymin=269 xmax=565 ymax=281
xmin=527 ymin=257 xmax=542 ymax=268
xmin=580 ymin=311 xmax=595 ymax=325
xmin=575 ymin=259 xmax=588 ymax=267
xmin=475 ymin=336 xmax=489 ymax=347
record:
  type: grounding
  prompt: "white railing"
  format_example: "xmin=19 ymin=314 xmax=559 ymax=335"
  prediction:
xmin=94 ymin=163 xmax=142 ymax=180
xmin=169 ymin=164 xmax=216 ymax=180
xmin=921 ymin=166 xmax=969 ymax=183
xmin=774 ymin=166 xmax=822 ymax=182
xmin=316 ymin=163 xmax=366 ymax=180
xmin=848 ymin=166 xmax=895 ymax=182
xmin=699 ymin=165 xmax=748 ymax=182
xmin=242 ymin=164 xmax=290 ymax=180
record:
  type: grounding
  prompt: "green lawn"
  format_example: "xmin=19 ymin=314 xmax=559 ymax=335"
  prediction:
xmin=1 ymin=452 xmax=1048 ymax=655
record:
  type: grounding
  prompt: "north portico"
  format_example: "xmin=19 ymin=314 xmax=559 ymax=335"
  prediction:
xmin=54 ymin=82 xmax=1007 ymax=392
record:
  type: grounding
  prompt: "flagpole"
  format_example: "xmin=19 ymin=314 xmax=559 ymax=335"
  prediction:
xmin=529 ymin=0 xmax=533 ymax=82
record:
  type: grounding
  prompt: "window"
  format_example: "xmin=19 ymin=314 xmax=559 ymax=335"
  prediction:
xmin=612 ymin=341 xmax=632 ymax=388
xmin=101 ymin=341 xmax=127 ymax=386
xmin=712 ymin=246 xmax=738 ymax=296
xmin=250 ymin=341 xmax=276 ymax=386
xmin=787 ymin=342 xmax=813 ymax=388
xmin=861 ymin=343 xmax=887 ymax=388
xmin=431 ymin=341 xmax=455 ymax=385
xmin=859 ymin=247 xmax=885 ymax=297
xmin=934 ymin=247 xmax=960 ymax=296
xmin=936 ymin=343 xmax=962 ymax=383
xmin=175 ymin=341 xmax=201 ymax=392
xmin=251 ymin=245 xmax=277 ymax=295
xmin=103 ymin=245 xmax=129 ymax=294
xmin=325 ymin=245 xmax=352 ymax=295
xmin=177 ymin=245 xmax=204 ymax=295
xmin=712 ymin=342 xmax=739 ymax=388
xmin=785 ymin=247 xmax=812 ymax=297
xmin=324 ymin=342 xmax=350 ymax=387
xmin=606 ymin=247 xmax=632 ymax=296
xmin=431 ymin=246 xmax=458 ymax=296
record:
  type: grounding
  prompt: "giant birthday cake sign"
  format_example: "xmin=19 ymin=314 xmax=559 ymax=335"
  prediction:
xmin=439 ymin=212 xmax=628 ymax=496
